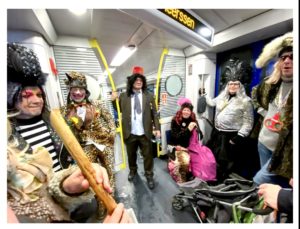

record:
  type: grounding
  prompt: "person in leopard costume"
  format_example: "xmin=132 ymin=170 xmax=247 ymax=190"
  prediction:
xmin=60 ymin=72 xmax=116 ymax=220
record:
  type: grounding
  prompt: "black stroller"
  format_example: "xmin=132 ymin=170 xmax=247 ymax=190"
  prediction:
xmin=172 ymin=176 xmax=273 ymax=223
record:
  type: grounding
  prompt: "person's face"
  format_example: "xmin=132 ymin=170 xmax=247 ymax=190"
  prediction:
xmin=133 ymin=77 xmax=143 ymax=90
xmin=279 ymin=51 xmax=293 ymax=78
xmin=227 ymin=81 xmax=240 ymax=94
xmin=70 ymin=87 xmax=86 ymax=103
xmin=16 ymin=87 xmax=44 ymax=119
xmin=182 ymin=107 xmax=192 ymax=119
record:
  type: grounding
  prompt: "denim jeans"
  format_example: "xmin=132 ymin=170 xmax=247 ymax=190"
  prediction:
xmin=257 ymin=141 xmax=273 ymax=168
xmin=253 ymin=142 xmax=290 ymax=188
xmin=253 ymin=159 xmax=290 ymax=188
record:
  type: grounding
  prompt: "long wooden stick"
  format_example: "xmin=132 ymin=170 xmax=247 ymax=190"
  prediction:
xmin=50 ymin=109 xmax=117 ymax=214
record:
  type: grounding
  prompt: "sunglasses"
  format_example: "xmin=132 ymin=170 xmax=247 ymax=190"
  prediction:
xmin=280 ymin=54 xmax=293 ymax=61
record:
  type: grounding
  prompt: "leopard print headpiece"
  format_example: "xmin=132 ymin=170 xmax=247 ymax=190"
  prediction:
xmin=65 ymin=71 xmax=91 ymax=103
xmin=65 ymin=71 xmax=88 ymax=89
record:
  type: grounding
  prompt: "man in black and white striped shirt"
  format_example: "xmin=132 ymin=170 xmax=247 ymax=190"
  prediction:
xmin=7 ymin=43 xmax=73 ymax=172
xmin=7 ymin=43 xmax=128 ymax=223
xmin=14 ymin=115 xmax=62 ymax=172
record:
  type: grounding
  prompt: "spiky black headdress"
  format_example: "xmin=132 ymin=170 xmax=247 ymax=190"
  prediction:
xmin=220 ymin=57 xmax=252 ymax=94
xmin=7 ymin=43 xmax=47 ymax=113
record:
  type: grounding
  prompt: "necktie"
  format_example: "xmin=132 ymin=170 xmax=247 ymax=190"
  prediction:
xmin=134 ymin=92 xmax=141 ymax=115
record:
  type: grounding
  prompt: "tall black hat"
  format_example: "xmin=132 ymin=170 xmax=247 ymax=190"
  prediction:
xmin=126 ymin=66 xmax=147 ymax=96
xmin=7 ymin=43 xmax=47 ymax=115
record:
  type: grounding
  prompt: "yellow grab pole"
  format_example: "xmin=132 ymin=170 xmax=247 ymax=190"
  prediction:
xmin=89 ymin=38 xmax=126 ymax=170
xmin=155 ymin=48 xmax=168 ymax=157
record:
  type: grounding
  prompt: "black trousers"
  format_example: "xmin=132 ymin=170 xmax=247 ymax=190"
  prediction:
xmin=125 ymin=134 xmax=153 ymax=177
xmin=207 ymin=128 xmax=239 ymax=181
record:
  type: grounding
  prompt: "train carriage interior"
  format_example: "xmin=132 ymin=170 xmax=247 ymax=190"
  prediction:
xmin=6 ymin=8 xmax=295 ymax=223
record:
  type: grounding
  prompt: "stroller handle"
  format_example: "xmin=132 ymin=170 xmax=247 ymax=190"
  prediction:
xmin=252 ymin=206 xmax=274 ymax=215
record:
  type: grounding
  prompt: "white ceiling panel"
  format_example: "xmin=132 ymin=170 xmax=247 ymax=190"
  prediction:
xmin=7 ymin=8 xmax=293 ymax=87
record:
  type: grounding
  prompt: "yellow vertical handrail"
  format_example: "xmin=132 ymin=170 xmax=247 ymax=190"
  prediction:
xmin=89 ymin=38 xmax=126 ymax=170
xmin=155 ymin=48 xmax=168 ymax=157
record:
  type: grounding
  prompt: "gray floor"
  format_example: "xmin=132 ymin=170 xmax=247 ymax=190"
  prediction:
xmin=114 ymin=156 xmax=198 ymax=223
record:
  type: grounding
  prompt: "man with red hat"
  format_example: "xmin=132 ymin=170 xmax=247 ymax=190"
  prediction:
xmin=112 ymin=66 xmax=160 ymax=189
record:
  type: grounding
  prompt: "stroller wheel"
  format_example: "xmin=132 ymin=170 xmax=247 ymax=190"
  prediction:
xmin=172 ymin=198 xmax=184 ymax=210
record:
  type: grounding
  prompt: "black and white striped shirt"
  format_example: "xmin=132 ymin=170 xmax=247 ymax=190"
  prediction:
xmin=15 ymin=116 xmax=62 ymax=172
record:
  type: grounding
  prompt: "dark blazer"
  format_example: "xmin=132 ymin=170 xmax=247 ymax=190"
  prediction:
xmin=116 ymin=91 xmax=160 ymax=140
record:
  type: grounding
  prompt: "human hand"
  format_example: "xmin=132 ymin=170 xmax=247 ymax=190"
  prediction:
xmin=175 ymin=145 xmax=188 ymax=152
xmin=111 ymin=91 xmax=118 ymax=101
xmin=289 ymin=178 xmax=293 ymax=187
xmin=153 ymin=130 xmax=161 ymax=138
xmin=7 ymin=206 xmax=19 ymax=223
xmin=188 ymin=122 xmax=197 ymax=131
xmin=62 ymin=163 xmax=112 ymax=195
xmin=230 ymin=134 xmax=244 ymax=145
xmin=258 ymin=183 xmax=281 ymax=210
xmin=175 ymin=145 xmax=181 ymax=151
xmin=69 ymin=115 xmax=84 ymax=130
xmin=103 ymin=203 xmax=132 ymax=223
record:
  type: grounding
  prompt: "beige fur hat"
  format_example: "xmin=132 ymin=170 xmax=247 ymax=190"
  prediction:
xmin=255 ymin=32 xmax=293 ymax=68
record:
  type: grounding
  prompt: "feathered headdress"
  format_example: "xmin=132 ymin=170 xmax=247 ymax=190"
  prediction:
xmin=177 ymin=97 xmax=193 ymax=111
xmin=220 ymin=57 xmax=252 ymax=94
xmin=7 ymin=43 xmax=47 ymax=114
xmin=255 ymin=32 xmax=293 ymax=68
xmin=223 ymin=57 xmax=252 ymax=83
xmin=177 ymin=97 xmax=192 ymax=106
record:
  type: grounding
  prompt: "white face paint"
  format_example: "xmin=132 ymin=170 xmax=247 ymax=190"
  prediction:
xmin=70 ymin=87 xmax=86 ymax=103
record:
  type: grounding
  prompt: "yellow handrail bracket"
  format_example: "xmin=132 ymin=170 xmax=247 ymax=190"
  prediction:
xmin=89 ymin=38 xmax=126 ymax=170
xmin=155 ymin=48 xmax=168 ymax=157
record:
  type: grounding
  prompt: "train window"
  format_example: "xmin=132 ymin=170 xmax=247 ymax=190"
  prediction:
xmin=165 ymin=74 xmax=183 ymax=96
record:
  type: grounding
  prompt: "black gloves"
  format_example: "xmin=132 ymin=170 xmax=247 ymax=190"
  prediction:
xmin=231 ymin=134 xmax=244 ymax=145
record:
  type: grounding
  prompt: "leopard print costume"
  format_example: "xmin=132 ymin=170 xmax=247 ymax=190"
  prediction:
xmin=61 ymin=100 xmax=116 ymax=191
xmin=61 ymin=100 xmax=116 ymax=221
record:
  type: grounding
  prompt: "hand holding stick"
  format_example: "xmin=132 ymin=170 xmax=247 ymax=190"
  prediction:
xmin=50 ymin=109 xmax=117 ymax=214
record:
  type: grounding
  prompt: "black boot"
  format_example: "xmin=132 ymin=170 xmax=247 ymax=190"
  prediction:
xmin=128 ymin=170 xmax=137 ymax=181
xmin=146 ymin=176 xmax=155 ymax=189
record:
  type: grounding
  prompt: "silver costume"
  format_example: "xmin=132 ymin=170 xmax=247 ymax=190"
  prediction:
xmin=206 ymin=83 xmax=254 ymax=137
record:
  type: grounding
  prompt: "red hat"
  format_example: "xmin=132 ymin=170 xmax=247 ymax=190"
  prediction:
xmin=132 ymin=66 xmax=144 ymax=75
